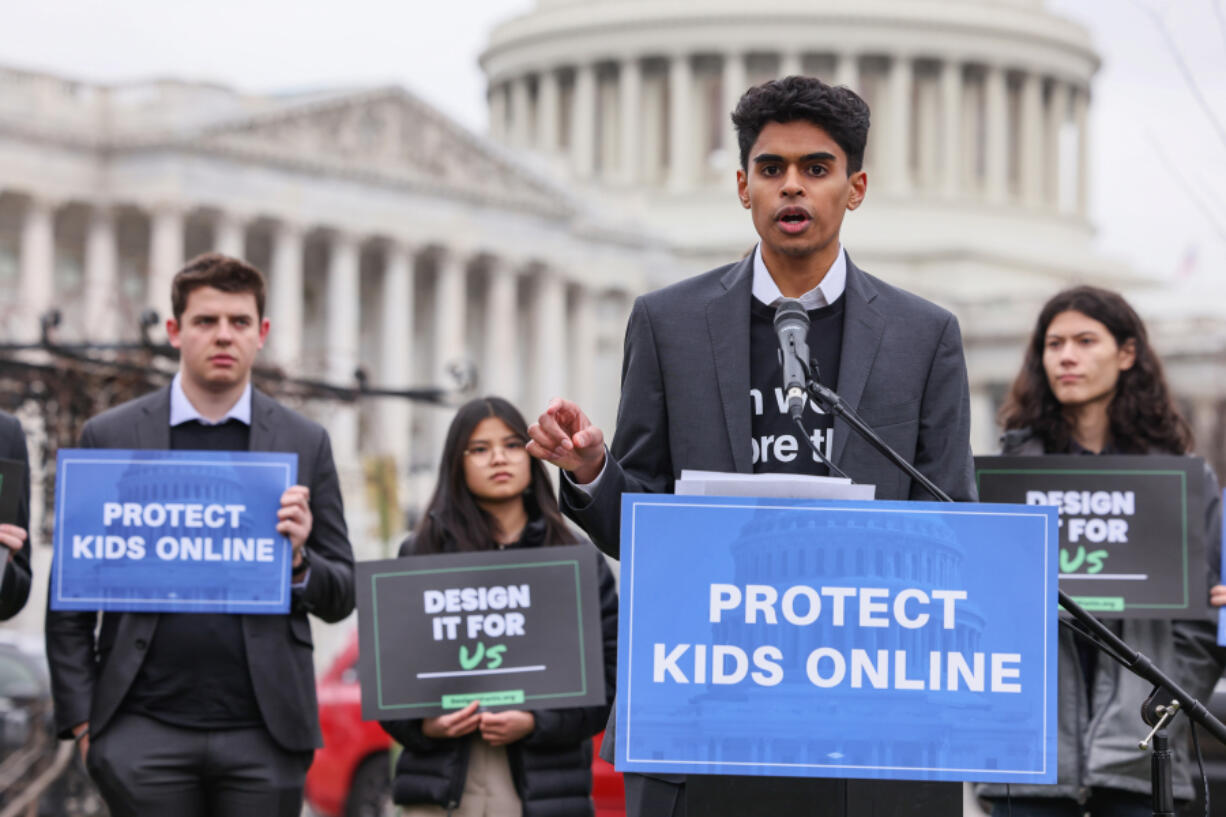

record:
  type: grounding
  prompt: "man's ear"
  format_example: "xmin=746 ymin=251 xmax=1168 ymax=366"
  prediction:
xmin=258 ymin=317 xmax=270 ymax=349
xmin=736 ymin=168 xmax=750 ymax=209
xmin=166 ymin=317 xmax=182 ymax=349
xmin=846 ymin=170 xmax=868 ymax=211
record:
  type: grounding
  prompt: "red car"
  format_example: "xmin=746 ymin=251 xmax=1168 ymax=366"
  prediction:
xmin=305 ymin=632 xmax=625 ymax=817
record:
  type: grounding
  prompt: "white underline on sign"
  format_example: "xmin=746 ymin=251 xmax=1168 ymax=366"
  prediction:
xmin=1059 ymin=573 xmax=1149 ymax=580
xmin=416 ymin=665 xmax=547 ymax=679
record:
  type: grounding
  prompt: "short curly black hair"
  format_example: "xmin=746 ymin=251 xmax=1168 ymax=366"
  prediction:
xmin=731 ymin=76 xmax=871 ymax=174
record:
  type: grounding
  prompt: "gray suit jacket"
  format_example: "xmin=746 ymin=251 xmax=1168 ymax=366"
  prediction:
xmin=0 ymin=411 xmax=31 ymax=621
xmin=563 ymin=252 xmax=977 ymax=557
xmin=44 ymin=386 xmax=355 ymax=752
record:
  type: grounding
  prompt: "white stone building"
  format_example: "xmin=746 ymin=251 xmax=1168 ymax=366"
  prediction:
xmin=0 ymin=72 xmax=669 ymax=484
xmin=0 ymin=66 xmax=672 ymax=634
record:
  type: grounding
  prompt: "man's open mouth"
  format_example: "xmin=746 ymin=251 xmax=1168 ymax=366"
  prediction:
xmin=776 ymin=208 xmax=812 ymax=233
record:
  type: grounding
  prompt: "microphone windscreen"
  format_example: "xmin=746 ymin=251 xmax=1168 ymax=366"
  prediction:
xmin=773 ymin=298 xmax=809 ymax=332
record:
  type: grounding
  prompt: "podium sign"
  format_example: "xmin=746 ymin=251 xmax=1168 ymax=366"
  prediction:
xmin=616 ymin=494 xmax=1057 ymax=784
xmin=976 ymin=455 xmax=1204 ymax=618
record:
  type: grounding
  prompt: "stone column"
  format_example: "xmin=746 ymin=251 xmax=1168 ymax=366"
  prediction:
xmin=619 ymin=58 xmax=642 ymax=185
xmin=483 ymin=258 xmax=519 ymax=401
xmin=537 ymin=68 xmax=560 ymax=153
xmin=668 ymin=53 xmax=694 ymax=191
xmin=432 ymin=249 xmax=468 ymax=461
xmin=886 ymin=55 xmax=913 ymax=195
xmin=83 ymin=203 xmax=118 ymax=340
xmin=380 ymin=242 xmax=414 ymax=468
xmin=268 ymin=222 xmax=304 ymax=369
xmin=1074 ymin=85 xmax=1090 ymax=218
xmin=983 ymin=64 xmax=1008 ymax=203
xmin=488 ymin=81 xmax=508 ymax=143
xmin=147 ymin=204 xmax=185 ymax=319
xmin=1045 ymin=80 xmax=1069 ymax=208
xmin=722 ymin=52 xmax=748 ymax=173
xmin=969 ymin=386 xmax=997 ymax=455
xmin=570 ymin=285 xmax=598 ymax=412
xmin=835 ymin=53 xmax=859 ymax=91
xmin=778 ymin=52 xmax=803 ymax=79
xmin=940 ymin=59 xmax=962 ymax=196
xmin=19 ymin=196 xmax=55 ymax=342
xmin=533 ymin=268 xmax=567 ymax=408
xmin=509 ymin=74 xmax=532 ymax=149
xmin=214 ymin=212 xmax=246 ymax=259
xmin=1019 ymin=71 xmax=1044 ymax=206
xmin=571 ymin=63 xmax=597 ymax=179
xmin=326 ymin=232 xmax=361 ymax=459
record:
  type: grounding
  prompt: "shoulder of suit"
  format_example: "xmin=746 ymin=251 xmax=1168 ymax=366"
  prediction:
xmin=0 ymin=410 xmax=21 ymax=437
xmin=252 ymin=389 xmax=328 ymax=440
xmin=81 ymin=386 xmax=169 ymax=436
xmin=638 ymin=261 xmax=740 ymax=309
xmin=853 ymin=265 xmax=957 ymax=326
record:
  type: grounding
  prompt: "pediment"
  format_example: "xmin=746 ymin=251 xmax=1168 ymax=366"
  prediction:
xmin=193 ymin=88 xmax=569 ymax=215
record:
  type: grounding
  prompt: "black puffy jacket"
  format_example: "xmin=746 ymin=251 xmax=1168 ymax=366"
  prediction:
xmin=381 ymin=517 xmax=618 ymax=817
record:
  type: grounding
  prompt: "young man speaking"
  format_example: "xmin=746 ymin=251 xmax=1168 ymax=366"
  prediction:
xmin=45 ymin=254 xmax=355 ymax=817
xmin=528 ymin=76 xmax=977 ymax=816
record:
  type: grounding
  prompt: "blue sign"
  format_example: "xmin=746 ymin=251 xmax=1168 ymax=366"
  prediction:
xmin=52 ymin=449 xmax=298 ymax=614
xmin=616 ymin=494 xmax=1058 ymax=783
xmin=1219 ymin=487 xmax=1226 ymax=646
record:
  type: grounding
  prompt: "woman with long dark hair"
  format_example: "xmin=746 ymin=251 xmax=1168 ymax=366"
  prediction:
xmin=977 ymin=286 xmax=1223 ymax=816
xmin=381 ymin=396 xmax=617 ymax=817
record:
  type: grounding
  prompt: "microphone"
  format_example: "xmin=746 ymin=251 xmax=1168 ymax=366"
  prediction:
xmin=773 ymin=298 xmax=810 ymax=420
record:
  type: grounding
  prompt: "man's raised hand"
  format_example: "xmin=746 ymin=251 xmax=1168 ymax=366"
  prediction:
xmin=526 ymin=398 xmax=606 ymax=484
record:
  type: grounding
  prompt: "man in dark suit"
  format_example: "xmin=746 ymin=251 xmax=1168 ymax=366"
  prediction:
xmin=0 ymin=410 xmax=31 ymax=620
xmin=528 ymin=76 xmax=975 ymax=816
xmin=45 ymin=253 xmax=355 ymax=817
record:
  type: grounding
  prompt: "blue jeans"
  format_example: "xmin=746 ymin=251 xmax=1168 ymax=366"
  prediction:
xmin=988 ymin=787 xmax=1154 ymax=817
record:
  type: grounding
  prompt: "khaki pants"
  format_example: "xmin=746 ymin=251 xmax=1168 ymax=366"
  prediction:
xmin=401 ymin=737 xmax=522 ymax=817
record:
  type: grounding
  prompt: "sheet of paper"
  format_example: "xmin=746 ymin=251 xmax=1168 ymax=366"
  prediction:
xmin=675 ymin=469 xmax=875 ymax=501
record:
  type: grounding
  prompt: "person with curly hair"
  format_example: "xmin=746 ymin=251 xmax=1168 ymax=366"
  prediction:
xmin=977 ymin=285 xmax=1224 ymax=816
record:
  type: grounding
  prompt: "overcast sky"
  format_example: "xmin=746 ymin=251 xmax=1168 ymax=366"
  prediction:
xmin=4 ymin=0 xmax=1224 ymax=287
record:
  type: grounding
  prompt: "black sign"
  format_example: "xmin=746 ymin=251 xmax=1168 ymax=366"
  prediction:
xmin=357 ymin=544 xmax=606 ymax=720
xmin=0 ymin=457 xmax=23 ymax=526
xmin=0 ymin=457 xmax=25 ymax=580
xmin=976 ymin=455 xmax=1205 ymax=618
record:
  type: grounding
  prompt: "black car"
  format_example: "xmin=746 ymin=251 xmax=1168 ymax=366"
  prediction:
xmin=0 ymin=631 xmax=107 ymax=817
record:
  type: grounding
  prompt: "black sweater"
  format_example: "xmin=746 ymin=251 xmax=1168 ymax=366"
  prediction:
xmin=381 ymin=517 xmax=618 ymax=817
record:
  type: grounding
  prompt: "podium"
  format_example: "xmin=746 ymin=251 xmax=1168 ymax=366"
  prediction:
xmin=614 ymin=494 xmax=1058 ymax=808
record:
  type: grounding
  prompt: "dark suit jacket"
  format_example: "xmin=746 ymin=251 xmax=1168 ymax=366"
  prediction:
xmin=0 ymin=411 xmax=31 ymax=621
xmin=563 ymin=251 xmax=978 ymax=556
xmin=44 ymin=386 xmax=355 ymax=752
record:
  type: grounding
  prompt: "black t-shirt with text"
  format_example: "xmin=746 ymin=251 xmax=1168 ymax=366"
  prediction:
xmin=749 ymin=297 xmax=845 ymax=474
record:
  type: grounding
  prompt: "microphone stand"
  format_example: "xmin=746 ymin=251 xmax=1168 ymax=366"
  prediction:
xmin=799 ymin=369 xmax=1226 ymax=813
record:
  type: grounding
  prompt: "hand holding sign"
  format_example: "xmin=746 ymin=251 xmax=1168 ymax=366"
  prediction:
xmin=480 ymin=710 xmax=535 ymax=746
xmin=0 ymin=524 xmax=25 ymax=554
xmin=277 ymin=485 xmax=311 ymax=570
xmin=422 ymin=700 xmax=482 ymax=739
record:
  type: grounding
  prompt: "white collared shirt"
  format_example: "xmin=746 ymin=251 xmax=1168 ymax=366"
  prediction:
xmin=750 ymin=242 xmax=847 ymax=309
xmin=169 ymin=374 xmax=252 ymax=427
